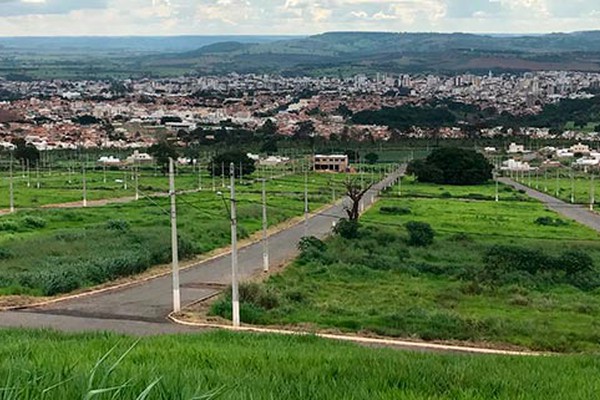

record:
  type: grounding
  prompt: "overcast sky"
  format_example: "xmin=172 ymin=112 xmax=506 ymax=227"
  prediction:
xmin=0 ymin=0 xmax=598 ymax=36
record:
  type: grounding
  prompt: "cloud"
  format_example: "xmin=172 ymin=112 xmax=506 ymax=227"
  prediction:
xmin=0 ymin=0 xmax=598 ymax=35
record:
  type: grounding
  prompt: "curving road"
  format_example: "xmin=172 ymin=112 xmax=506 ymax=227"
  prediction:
xmin=0 ymin=171 xmax=402 ymax=335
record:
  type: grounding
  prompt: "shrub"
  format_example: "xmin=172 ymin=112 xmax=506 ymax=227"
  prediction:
xmin=0 ymin=221 xmax=19 ymax=232
xmin=559 ymin=250 xmax=595 ymax=276
xmin=0 ymin=247 xmax=13 ymax=260
xmin=535 ymin=217 xmax=567 ymax=227
xmin=298 ymin=236 xmax=327 ymax=254
xmin=21 ymin=216 xmax=46 ymax=229
xmin=334 ymin=219 xmax=360 ymax=239
xmin=105 ymin=219 xmax=130 ymax=232
xmin=379 ymin=206 xmax=411 ymax=215
xmin=405 ymin=221 xmax=435 ymax=247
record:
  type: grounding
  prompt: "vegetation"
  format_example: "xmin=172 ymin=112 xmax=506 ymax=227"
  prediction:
xmin=209 ymin=151 xmax=256 ymax=177
xmin=407 ymin=147 xmax=493 ymax=185
xmin=212 ymin=180 xmax=600 ymax=352
xmin=3 ymin=329 xmax=600 ymax=399
xmin=0 ymin=171 xmax=349 ymax=297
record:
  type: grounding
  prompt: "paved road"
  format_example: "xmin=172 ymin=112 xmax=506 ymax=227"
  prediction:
xmin=500 ymin=178 xmax=600 ymax=232
xmin=0 ymin=171 xmax=402 ymax=334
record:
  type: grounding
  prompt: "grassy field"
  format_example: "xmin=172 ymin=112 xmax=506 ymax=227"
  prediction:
xmin=0 ymin=164 xmax=302 ymax=209
xmin=1 ymin=329 xmax=600 ymax=399
xmin=0 ymin=171 xmax=354 ymax=297
xmin=211 ymin=178 xmax=600 ymax=352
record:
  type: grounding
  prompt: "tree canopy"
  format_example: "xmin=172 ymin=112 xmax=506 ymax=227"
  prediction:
xmin=407 ymin=147 xmax=493 ymax=185
xmin=209 ymin=151 xmax=256 ymax=177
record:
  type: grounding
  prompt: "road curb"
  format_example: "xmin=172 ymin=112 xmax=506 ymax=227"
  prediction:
xmin=167 ymin=314 xmax=543 ymax=356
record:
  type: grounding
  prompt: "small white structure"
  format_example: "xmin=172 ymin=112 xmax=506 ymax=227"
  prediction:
xmin=507 ymin=143 xmax=526 ymax=154
xmin=259 ymin=156 xmax=290 ymax=166
xmin=484 ymin=147 xmax=497 ymax=153
xmin=177 ymin=157 xmax=192 ymax=165
xmin=126 ymin=150 xmax=153 ymax=165
xmin=575 ymin=157 xmax=599 ymax=167
xmin=501 ymin=159 xmax=534 ymax=172
xmin=97 ymin=156 xmax=121 ymax=165
xmin=556 ymin=149 xmax=575 ymax=158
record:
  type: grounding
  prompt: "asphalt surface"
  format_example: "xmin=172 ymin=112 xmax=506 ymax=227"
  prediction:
xmin=0 ymin=171 xmax=402 ymax=334
xmin=500 ymin=177 xmax=600 ymax=232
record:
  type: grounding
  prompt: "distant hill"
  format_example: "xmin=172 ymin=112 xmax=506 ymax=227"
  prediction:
xmin=2 ymin=31 xmax=600 ymax=80
xmin=140 ymin=31 xmax=600 ymax=76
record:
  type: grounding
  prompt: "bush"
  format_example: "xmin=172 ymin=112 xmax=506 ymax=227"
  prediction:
xmin=22 ymin=216 xmax=46 ymax=229
xmin=379 ymin=206 xmax=411 ymax=215
xmin=405 ymin=221 xmax=435 ymax=247
xmin=105 ymin=219 xmax=130 ymax=232
xmin=535 ymin=217 xmax=568 ymax=227
xmin=481 ymin=245 xmax=555 ymax=283
xmin=0 ymin=221 xmax=19 ymax=232
xmin=334 ymin=219 xmax=360 ymax=239
xmin=0 ymin=247 xmax=13 ymax=260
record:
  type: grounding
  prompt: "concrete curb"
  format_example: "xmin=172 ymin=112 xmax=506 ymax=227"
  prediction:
xmin=167 ymin=314 xmax=542 ymax=357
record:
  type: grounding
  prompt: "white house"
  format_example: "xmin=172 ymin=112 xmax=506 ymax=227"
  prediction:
xmin=501 ymin=159 xmax=534 ymax=172
xmin=97 ymin=156 xmax=121 ymax=165
xmin=507 ymin=143 xmax=526 ymax=154
xmin=126 ymin=150 xmax=153 ymax=165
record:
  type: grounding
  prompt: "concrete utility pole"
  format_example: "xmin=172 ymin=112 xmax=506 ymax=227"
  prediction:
xmin=26 ymin=159 xmax=30 ymax=188
xmin=212 ymin=161 xmax=216 ymax=192
xmin=103 ymin=163 xmax=107 ymax=184
xmin=571 ymin=168 xmax=575 ymax=204
xmin=591 ymin=172 xmax=595 ymax=211
xmin=36 ymin=164 xmax=40 ymax=189
xmin=198 ymin=161 xmax=202 ymax=191
xmin=398 ymin=167 xmax=403 ymax=197
xmin=230 ymin=162 xmax=240 ymax=327
xmin=221 ymin=162 xmax=225 ymax=188
xmin=82 ymin=159 xmax=87 ymax=208
xmin=239 ymin=161 xmax=243 ymax=185
xmin=169 ymin=158 xmax=181 ymax=313
xmin=555 ymin=169 xmax=560 ymax=197
xmin=261 ymin=178 xmax=269 ymax=273
xmin=9 ymin=153 xmax=14 ymax=213
xmin=304 ymin=164 xmax=309 ymax=237
xmin=134 ymin=162 xmax=139 ymax=201
xmin=123 ymin=169 xmax=128 ymax=190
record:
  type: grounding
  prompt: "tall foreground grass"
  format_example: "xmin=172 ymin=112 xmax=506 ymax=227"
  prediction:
xmin=1 ymin=329 xmax=600 ymax=399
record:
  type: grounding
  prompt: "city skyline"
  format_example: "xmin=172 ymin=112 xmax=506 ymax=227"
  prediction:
xmin=0 ymin=0 xmax=598 ymax=37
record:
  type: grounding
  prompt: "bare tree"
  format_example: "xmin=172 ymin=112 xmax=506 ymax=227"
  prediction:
xmin=343 ymin=177 xmax=374 ymax=221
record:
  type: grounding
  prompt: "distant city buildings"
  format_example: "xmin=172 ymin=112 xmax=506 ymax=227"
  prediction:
xmin=0 ymin=70 xmax=599 ymax=148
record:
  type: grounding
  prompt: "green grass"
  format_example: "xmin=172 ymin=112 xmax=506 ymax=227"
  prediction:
xmin=0 ymin=171 xmax=354 ymax=296
xmin=1 ymin=329 xmax=600 ymax=399
xmin=212 ymin=180 xmax=600 ymax=352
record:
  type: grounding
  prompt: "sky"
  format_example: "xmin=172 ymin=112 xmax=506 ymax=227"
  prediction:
xmin=0 ymin=0 xmax=598 ymax=36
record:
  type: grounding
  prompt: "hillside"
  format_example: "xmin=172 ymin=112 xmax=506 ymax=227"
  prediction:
xmin=142 ymin=31 xmax=600 ymax=76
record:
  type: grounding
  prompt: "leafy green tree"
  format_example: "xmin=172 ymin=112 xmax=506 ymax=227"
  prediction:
xmin=209 ymin=151 xmax=256 ymax=177
xmin=260 ymin=139 xmax=278 ymax=155
xmin=365 ymin=152 xmax=379 ymax=165
xmin=407 ymin=147 xmax=493 ymax=185
xmin=12 ymin=138 xmax=40 ymax=166
xmin=148 ymin=139 xmax=179 ymax=174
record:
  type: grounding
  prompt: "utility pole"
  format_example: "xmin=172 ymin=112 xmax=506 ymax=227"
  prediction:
xmin=494 ymin=170 xmax=499 ymax=202
xmin=134 ymin=162 xmax=139 ymax=201
xmin=304 ymin=164 xmax=309 ymax=237
xmin=103 ymin=163 xmax=107 ymax=184
xmin=26 ymin=159 xmax=30 ymax=188
xmin=9 ymin=153 xmax=14 ymax=213
xmin=261 ymin=178 xmax=269 ymax=273
xmin=82 ymin=158 xmax=87 ymax=207
xmin=571 ymin=168 xmax=575 ymax=204
xmin=169 ymin=158 xmax=181 ymax=313
xmin=212 ymin=161 xmax=216 ymax=192
xmin=230 ymin=162 xmax=240 ymax=327
xmin=221 ymin=162 xmax=225 ymax=188
xmin=198 ymin=161 xmax=202 ymax=191
xmin=591 ymin=172 xmax=595 ymax=211
xmin=239 ymin=161 xmax=243 ymax=185
xmin=555 ymin=168 xmax=560 ymax=197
